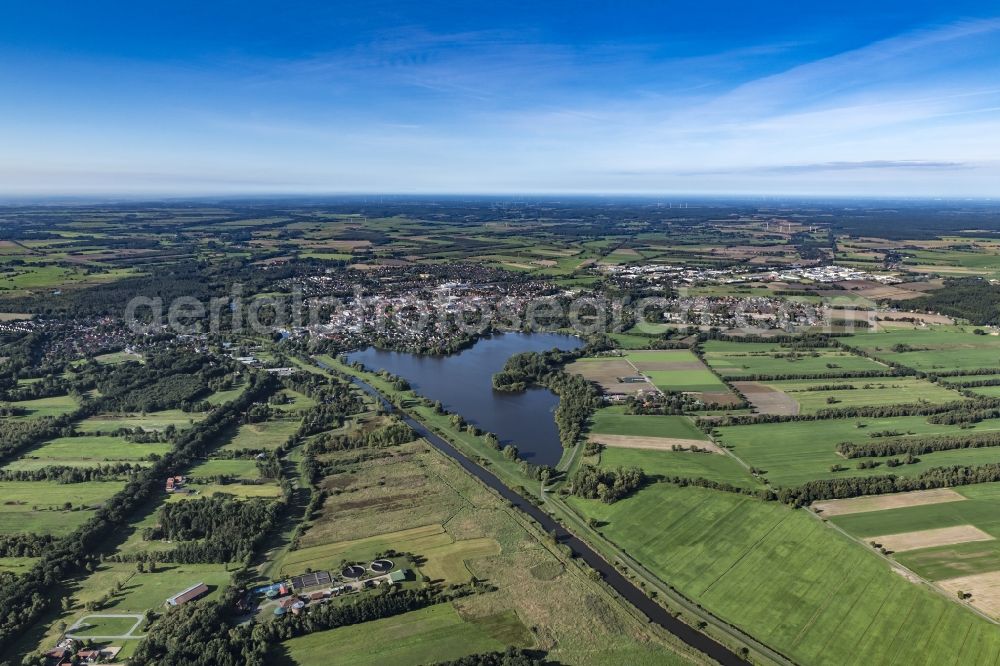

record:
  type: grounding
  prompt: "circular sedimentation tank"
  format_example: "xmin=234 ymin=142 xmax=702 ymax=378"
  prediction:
xmin=341 ymin=564 xmax=366 ymax=579
xmin=370 ymin=559 xmax=394 ymax=573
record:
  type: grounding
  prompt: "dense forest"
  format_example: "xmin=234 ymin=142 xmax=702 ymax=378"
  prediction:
xmin=909 ymin=278 xmax=1000 ymax=325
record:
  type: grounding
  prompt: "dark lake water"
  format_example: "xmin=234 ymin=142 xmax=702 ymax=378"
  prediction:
xmin=345 ymin=332 xmax=583 ymax=467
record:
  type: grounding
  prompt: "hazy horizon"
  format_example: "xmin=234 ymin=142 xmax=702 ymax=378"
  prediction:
xmin=3 ymin=2 xmax=1000 ymax=197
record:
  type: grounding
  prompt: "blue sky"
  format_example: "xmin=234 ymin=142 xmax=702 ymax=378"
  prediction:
xmin=2 ymin=1 xmax=1000 ymax=196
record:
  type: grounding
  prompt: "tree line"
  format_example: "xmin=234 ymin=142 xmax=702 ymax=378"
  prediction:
xmin=837 ymin=431 xmax=1000 ymax=459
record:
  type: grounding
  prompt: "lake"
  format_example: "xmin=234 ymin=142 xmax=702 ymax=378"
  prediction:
xmin=345 ymin=332 xmax=583 ymax=466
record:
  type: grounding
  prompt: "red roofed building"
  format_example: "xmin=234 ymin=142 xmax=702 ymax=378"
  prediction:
xmin=165 ymin=581 xmax=209 ymax=606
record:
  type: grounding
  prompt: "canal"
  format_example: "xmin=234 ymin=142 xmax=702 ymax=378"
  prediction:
xmin=318 ymin=358 xmax=750 ymax=666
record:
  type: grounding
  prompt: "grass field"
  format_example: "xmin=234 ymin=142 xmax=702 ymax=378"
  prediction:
xmin=831 ymin=483 xmax=1000 ymax=580
xmin=939 ymin=373 xmax=1000 ymax=386
xmin=185 ymin=457 xmax=262 ymax=480
xmin=967 ymin=385 xmax=1000 ymax=398
xmin=588 ymin=407 xmax=708 ymax=440
xmin=8 ymin=435 xmax=171 ymax=466
xmin=759 ymin=377 xmax=964 ymax=414
xmin=623 ymin=349 xmax=729 ymax=393
xmin=279 ymin=603 xmax=512 ymax=666
xmin=221 ymin=418 xmax=299 ymax=451
xmin=0 ymin=481 xmax=125 ymax=535
xmin=597 ymin=446 xmax=757 ymax=487
xmin=8 ymin=393 xmax=78 ymax=418
xmin=420 ymin=538 xmax=502 ymax=583
xmin=77 ymin=409 xmax=204 ymax=433
xmin=849 ymin=327 xmax=1000 ymax=373
xmin=29 ymin=560 xmax=232 ymax=652
xmin=277 ymin=524 xmax=454 ymax=577
xmin=272 ymin=389 xmax=317 ymax=414
xmin=702 ymin=340 xmax=888 ymax=378
xmin=167 ymin=482 xmax=282 ymax=501
xmin=715 ymin=415 xmax=1000 ymax=487
xmin=0 ymin=556 xmax=38 ymax=574
xmin=93 ymin=351 xmax=143 ymax=365
xmin=205 ymin=383 xmax=249 ymax=405
xmin=69 ymin=615 xmax=142 ymax=637
xmin=304 ymin=443 xmax=474 ymax=548
xmin=568 ymin=484 xmax=1000 ymax=665
xmin=607 ymin=332 xmax=654 ymax=349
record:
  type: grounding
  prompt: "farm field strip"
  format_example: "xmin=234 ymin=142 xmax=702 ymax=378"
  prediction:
xmin=813 ymin=488 xmax=967 ymax=516
xmin=6 ymin=435 xmax=170 ymax=467
xmin=871 ymin=525 xmax=994 ymax=553
xmin=622 ymin=349 xmax=731 ymax=395
xmin=588 ymin=433 xmax=722 ymax=453
xmin=701 ymin=340 xmax=888 ymax=378
xmin=714 ymin=415 xmax=1000 ymax=487
xmin=755 ymin=376 xmax=964 ymax=414
xmin=280 ymin=603 xmax=510 ymax=666
xmin=848 ymin=327 xmax=1000 ymax=373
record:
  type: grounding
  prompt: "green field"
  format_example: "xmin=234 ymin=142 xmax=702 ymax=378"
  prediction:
xmin=58 ymin=562 xmax=231 ymax=616
xmin=0 ymin=481 xmax=125 ymax=535
xmin=831 ymin=483 xmax=1000 ymax=580
xmin=7 ymin=394 xmax=79 ymax=418
xmin=598 ymin=446 xmax=757 ymax=487
xmin=185 ymin=457 xmax=262 ymax=480
xmin=623 ymin=349 xmax=729 ymax=393
xmin=939 ymin=373 xmax=1000 ymax=386
xmin=77 ymin=409 xmax=204 ymax=433
xmin=607 ymin=332 xmax=654 ymax=349
xmin=0 ymin=556 xmax=38 ymax=574
xmin=69 ymin=615 xmax=142 ymax=637
xmin=205 ymin=383 xmax=248 ymax=405
xmin=568 ymin=484 xmax=1000 ymax=665
xmin=167 ymin=482 xmax=282 ymax=500
xmin=588 ymin=407 xmax=707 ymax=440
xmin=967 ymin=385 xmax=1000 ymax=398
xmin=8 ymin=435 xmax=170 ymax=466
xmin=761 ymin=376 xmax=964 ymax=414
xmin=715 ymin=415 xmax=1000 ymax=487
xmin=702 ymin=340 xmax=888 ymax=378
xmin=272 ymin=389 xmax=317 ymax=414
xmin=849 ymin=327 xmax=1000 ymax=373
xmin=93 ymin=351 xmax=143 ymax=365
xmin=279 ymin=603 xmax=515 ymax=666
xmin=221 ymin=418 xmax=299 ymax=451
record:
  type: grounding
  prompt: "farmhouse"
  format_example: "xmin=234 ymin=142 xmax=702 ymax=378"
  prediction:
xmin=165 ymin=581 xmax=209 ymax=607
xmin=165 ymin=475 xmax=185 ymax=492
